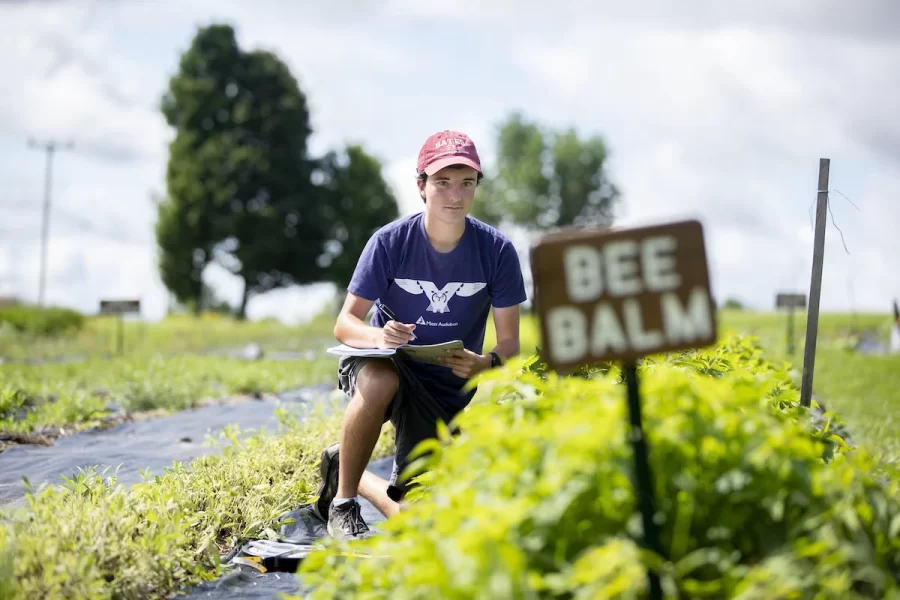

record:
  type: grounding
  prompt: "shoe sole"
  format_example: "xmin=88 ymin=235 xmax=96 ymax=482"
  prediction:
xmin=327 ymin=526 xmax=375 ymax=540
xmin=326 ymin=523 xmax=374 ymax=540
xmin=312 ymin=442 xmax=340 ymax=522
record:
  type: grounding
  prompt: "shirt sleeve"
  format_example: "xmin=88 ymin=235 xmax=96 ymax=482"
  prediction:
xmin=490 ymin=240 xmax=528 ymax=308
xmin=347 ymin=232 xmax=392 ymax=301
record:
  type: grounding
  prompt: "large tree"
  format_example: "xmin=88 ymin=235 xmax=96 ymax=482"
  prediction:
xmin=156 ymin=23 xmax=323 ymax=318
xmin=313 ymin=144 xmax=400 ymax=293
xmin=154 ymin=191 xmax=206 ymax=312
xmin=472 ymin=111 xmax=621 ymax=232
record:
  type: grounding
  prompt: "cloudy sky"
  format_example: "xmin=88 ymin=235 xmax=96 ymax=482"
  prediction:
xmin=1 ymin=0 xmax=898 ymax=322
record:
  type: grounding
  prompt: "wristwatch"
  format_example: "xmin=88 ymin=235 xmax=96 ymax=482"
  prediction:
xmin=489 ymin=351 xmax=502 ymax=368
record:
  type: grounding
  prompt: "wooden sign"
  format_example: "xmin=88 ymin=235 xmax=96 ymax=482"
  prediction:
xmin=776 ymin=293 xmax=807 ymax=309
xmin=99 ymin=299 xmax=140 ymax=315
xmin=99 ymin=299 xmax=140 ymax=355
xmin=530 ymin=219 xmax=717 ymax=370
xmin=776 ymin=293 xmax=806 ymax=355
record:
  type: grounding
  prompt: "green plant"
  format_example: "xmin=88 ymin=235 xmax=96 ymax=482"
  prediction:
xmin=0 ymin=305 xmax=85 ymax=336
xmin=296 ymin=335 xmax=898 ymax=599
xmin=0 ymin=386 xmax=28 ymax=421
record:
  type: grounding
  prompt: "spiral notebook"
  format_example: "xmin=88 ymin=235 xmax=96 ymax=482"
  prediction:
xmin=326 ymin=340 xmax=464 ymax=366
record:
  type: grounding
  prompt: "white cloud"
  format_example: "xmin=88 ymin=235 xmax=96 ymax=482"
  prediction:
xmin=503 ymin=17 xmax=900 ymax=313
xmin=382 ymin=0 xmax=900 ymax=41
xmin=0 ymin=2 xmax=170 ymax=164
xmin=1 ymin=1 xmax=898 ymax=325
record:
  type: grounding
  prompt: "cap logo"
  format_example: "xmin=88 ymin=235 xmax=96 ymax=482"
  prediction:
xmin=434 ymin=137 xmax=467 ymax=150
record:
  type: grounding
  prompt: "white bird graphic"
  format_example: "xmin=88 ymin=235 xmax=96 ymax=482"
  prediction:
xmin=394 ymin=279 xmax=486 ymax=313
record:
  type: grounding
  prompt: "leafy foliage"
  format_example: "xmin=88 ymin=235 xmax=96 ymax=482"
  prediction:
xmin=0 ymin=305 xmax=84 ymax=336
xmin=297 ymin=335 xmax=900 ymax=599
xmin=312 ymin=144 xmax=400 ymax=290
xmin=472 ymin=111 xmax=620 ymax=231
xmin=722 ymin=297 xmax=746 ymax=310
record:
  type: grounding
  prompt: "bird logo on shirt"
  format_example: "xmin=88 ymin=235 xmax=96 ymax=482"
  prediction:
xmin=394 ymin=279 xmax=486 ymax=313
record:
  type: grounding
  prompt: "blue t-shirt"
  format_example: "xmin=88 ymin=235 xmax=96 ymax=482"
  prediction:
xmin=347 ymin=212 xmax=527 ymax=407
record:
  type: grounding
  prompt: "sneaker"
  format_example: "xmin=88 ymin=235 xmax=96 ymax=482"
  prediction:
xmin=327 ymin=498 xmax=372 ymax=540
xmin=311 ymin=442 xmax=340 ymax=522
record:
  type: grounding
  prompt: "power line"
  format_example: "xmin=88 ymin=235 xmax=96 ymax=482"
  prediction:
xmin=26 ymin=137 xmax=74 ymax=306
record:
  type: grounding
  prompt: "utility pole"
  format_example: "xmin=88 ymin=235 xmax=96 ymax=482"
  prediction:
xmin=27 ymin=138 xmax=73 ymax=306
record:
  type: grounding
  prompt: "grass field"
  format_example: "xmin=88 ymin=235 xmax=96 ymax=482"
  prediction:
xmin=0 ymin=310 xmax=336 ymax=362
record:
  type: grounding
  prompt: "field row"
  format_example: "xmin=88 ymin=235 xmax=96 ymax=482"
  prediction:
xmin=0 ymin=354 xmax=336 ymax=446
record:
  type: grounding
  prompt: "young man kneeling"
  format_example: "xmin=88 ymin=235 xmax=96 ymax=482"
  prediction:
xmin=311 ymin=130 xmax=527 ymax=539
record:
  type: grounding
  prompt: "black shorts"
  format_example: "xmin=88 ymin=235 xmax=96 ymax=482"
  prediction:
xmin=337 ymin=355 xmax=464 ymax=502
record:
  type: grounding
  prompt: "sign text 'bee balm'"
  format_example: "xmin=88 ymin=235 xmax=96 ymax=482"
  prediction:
xmin=530 ymin=220 xmax=718 ymax=369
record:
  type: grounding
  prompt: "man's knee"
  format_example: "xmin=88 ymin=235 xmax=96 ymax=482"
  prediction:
xmin=353 ymin=360 xmax=399 ymax=410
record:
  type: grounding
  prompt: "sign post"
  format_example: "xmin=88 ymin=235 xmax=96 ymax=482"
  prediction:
xmin=99 ymin=299 xmax=141 ymax=355
xmin=800 ymin=158 xmax=830 ymax=408
xmin=775 ymin=293 xmax=807 ymax=355
xmin=530 ymin=219 xmax=718 ymax=600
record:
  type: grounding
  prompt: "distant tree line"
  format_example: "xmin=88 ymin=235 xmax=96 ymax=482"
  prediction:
xmin=155 ymin=24 xmax=620 ymax=318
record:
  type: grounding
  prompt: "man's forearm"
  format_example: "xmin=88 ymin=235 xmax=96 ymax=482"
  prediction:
xmin=334 ymin=313 xmax=381 ymax=348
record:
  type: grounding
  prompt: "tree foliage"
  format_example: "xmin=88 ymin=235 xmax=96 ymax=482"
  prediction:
xmin=155 ymin=24 xmax=398 ymax=318
xmin=473 ymin=111 xmax=621 ymax=232
xmin=155 ymin=190 xmax=206 ymax=312
xmin=313 ymin=144 xmax=400 ymax=291
xmin=722 ymin=297 xmax=746 ymax=310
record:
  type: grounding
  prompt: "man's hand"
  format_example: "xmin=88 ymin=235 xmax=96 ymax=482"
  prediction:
xmin=439 ymin=348 xmax=492 ymax=379
xmin=377 ymin=320 xmax=416 ymax=348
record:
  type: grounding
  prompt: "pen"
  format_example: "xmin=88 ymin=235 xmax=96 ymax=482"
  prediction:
xmin=376 ymin=301 xmax=416 ymax=341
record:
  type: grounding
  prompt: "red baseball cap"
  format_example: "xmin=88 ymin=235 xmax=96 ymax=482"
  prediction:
xmin=416 ymin=130 xmax=482 ymax=176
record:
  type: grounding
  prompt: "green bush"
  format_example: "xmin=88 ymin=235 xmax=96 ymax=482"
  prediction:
xmin=297 ymin=335 xmax=900 ymax=599
xmin=0 ymin=305 xmax=85 ymax=336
